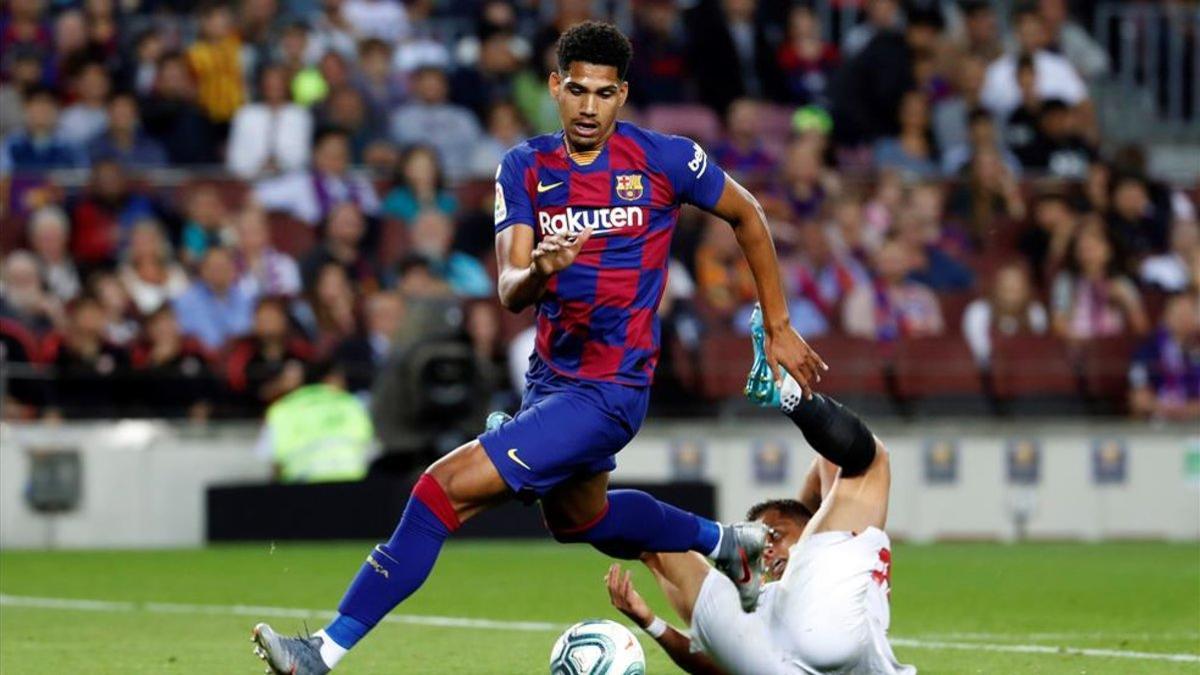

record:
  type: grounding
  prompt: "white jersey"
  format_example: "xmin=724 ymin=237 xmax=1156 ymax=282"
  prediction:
xmin=690 ymin=527 xmax=915 ymax=674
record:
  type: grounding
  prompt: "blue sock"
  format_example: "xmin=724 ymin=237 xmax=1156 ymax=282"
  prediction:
xmin=552 ymin=489 xmax=722 ymax=560
xmin=323 ymin=475 xmax=460 ymax=650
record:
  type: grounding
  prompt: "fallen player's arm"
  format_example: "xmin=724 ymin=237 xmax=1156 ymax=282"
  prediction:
xmin=605 ymin=565 xmax=726 ymax=675
xmin=708 ymin=177 xmax=827 ymax=396
xmin=797 ymin=456 xmax=823 ymax=516
xmin=494 ymin=224 xmax=591 ymax=312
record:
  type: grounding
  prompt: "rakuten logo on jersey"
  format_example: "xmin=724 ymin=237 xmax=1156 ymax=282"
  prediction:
xmin=537 ymin=206 xmax=646 ymax=237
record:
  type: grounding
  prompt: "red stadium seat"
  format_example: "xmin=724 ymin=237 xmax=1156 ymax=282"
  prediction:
xmin=938 ymin=292 xmax=975 ymax=331
xmin=695 ymin=331 xmax=754 ymax=400
xmin=989 ymin=334 xmax=1080 ymax=399
xmin=805 ymin=336 xmax=890 ymax=397
xmin=643 ymin=105 xmax=722 ymax=146
xmin=1078 ymin=335 xmax=1138 ymax=405
xmin=894 ymin=335 xmax=983 ymax=399
xmin=267 ymin=212 xmax=316 ymax=257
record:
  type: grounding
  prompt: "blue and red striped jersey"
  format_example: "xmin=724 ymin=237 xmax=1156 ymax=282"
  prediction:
xmin=494 ymin=121 xmax=727 ymax=386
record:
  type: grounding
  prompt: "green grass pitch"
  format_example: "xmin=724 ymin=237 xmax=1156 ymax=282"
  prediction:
xmin=1 ymin=541 xmax=1197 ymax=673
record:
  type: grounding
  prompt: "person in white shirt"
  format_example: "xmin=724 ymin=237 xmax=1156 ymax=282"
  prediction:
xmin=227 ymin=65 xmax=314 ymax=179
xmin=341 ymin=0 xmax=409 ymax=45
xmin=253 ymin=127 xmax=380 ymax=225
xmin=58 ymin=62 xmax=112 ymax=146
xmin=962 ymin=262 xmax=1048 ymax=365
xmin=27 ymin=206 xmax=81 ymax=303
xmin=980 ymin=5 xmax=1089 ymax=121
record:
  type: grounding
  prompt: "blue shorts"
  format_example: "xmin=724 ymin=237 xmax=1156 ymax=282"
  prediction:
xmin=478 ymin=355 xmax=650 ymax=498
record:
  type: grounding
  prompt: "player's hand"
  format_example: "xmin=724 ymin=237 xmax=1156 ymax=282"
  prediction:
xmin=605 ymin=563 xmax=654 ymax=629
xmin=766 ymin=324 xmax=828 ymax=400
xmin=531 ymin=228 xmax=592 ymax=277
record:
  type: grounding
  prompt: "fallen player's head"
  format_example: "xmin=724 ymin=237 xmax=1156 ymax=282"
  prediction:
xmin=747 ymin=499 xmax=813 ymax=581
xmin=551 ymin=21 xmax=631 ymax=151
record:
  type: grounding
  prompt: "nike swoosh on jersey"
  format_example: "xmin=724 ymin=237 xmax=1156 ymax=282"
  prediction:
xmin=536 ymin=181 xmax=564 ymax=193
xmin=507 ymin=448 xmax=532 ymax=471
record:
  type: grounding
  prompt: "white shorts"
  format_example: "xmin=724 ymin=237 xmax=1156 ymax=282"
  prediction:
xmin=691 ymin=527 xmax=916 ymax=675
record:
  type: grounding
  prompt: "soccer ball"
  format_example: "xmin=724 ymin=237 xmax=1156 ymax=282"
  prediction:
xmin=549 ymin=619 xmax=646 ymax=675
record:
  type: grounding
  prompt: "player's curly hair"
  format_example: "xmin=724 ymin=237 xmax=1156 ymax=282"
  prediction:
xmin=556 ymin=21 xmax=633 ymax=80
xmin=746 ymin=499 xmax=814 ymax=525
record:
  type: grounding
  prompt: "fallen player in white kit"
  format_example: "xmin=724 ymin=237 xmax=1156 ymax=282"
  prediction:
xmin=605 ymin=313 xmax=916 ymax=674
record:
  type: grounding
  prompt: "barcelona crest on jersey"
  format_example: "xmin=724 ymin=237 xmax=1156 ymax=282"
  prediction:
xmin=615 ymin=173 xmax=644 ymax=201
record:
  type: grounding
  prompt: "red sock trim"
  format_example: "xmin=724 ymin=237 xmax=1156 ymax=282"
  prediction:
xmin=550 ymin=501 xmax=611 ymax=537
xmin=413 ymin=474 xmax=461 ymax=532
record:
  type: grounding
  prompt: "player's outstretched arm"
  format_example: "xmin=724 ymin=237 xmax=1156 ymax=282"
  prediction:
xmin=709 ymin=178 xmax=827 ymax=398
xmin=605 ymin=564 xmax=727 ymax=675
xmin=494 ymin=224 xmax=591 ymax=312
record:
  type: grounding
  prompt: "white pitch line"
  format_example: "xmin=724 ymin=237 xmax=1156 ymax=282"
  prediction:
xmin=2 ymin=593 xmax=1198 ymax=664
xmin=890 ymin=638 xmax=1200 ymax=664
xmin=918 ymin=631 xmax=1200 ymax=642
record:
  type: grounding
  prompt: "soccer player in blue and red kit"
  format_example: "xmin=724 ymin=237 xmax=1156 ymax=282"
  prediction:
xmin=253 ymin=21 xmax=828 ymax=673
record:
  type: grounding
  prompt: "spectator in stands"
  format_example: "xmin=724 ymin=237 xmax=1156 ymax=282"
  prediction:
xmin=450 ymin=30 xmax=522 ymax=119
xmin=42 ymin=294 xmax=131 ymax=418
xmin=947 ymin=147 xmax=1027 ymax=245
xmin=225 ymin=296 xmax=314 ymax=415
xmin=300 ymin=202 xmax=378 ymax=292
xmin=296 ymin=262 xmax=359 ymax=350
xmin=1107 ymin=173 xmax=1171 ymax=263
xmin=28 ymin=206 xmax=80 ymax=302
xmin=227 ymin=65 xmax=313 ymax=179
xmin=469 ymin=100 xmax=529 ymax=180
xmin=932 ymin=53 xmax=988 ymax=154
xmin=58 ymin=61 xmax=111 ymax=146
xmin=782 ymin=137 xmax=840 ymax=222
xmin=355 ymin=38 xmax=406 ymax=129
xmin=87 ymin=92 xmax=168 ymax=168
xmin=234 ymin=204 xmax=303 ymax=298
xmin=980 ymin=3 xmax=1089 ymax=122
xmin=862 ymin=170 xmax=903 ymax=245
xmin=775 ymin=4 xmax=839 ymax=107
xmin=841 ymin=0 xmax=902 ymax=59
xmin=512 ymin=43 xmax=562 ymax=135
xmin=942 ymin=108 xmax=1021 ymax=177
xmin=1019 ymin=191 xmax=1079 ymax=285
xmin=0 ymin=250 xmax=64 ymax=335
xmin=962 ymin=262 xmax=1048 ymax=364
xmin=254 ymin=127 xmax=380 ymax=225
xmin=843 ymin=238 xmax=945 ymax=341
xmin=684 ymin=0 xmax=785 ymax=114
xmin=118 ymin=219 xmax=188 ymax=315
xmin=254 ymin=360 xmax=374 ymax=482
xmin=70 ymin=159 xmax=162 ymax=268
xmin=186 ymin=2 xmax=244 ymax=133
xmin=238 ymin=0 xmax=285 ymax=77
xmin=1037 ymin=0 xmax=1109 ymax=81
xmin=383 ymin=144 xmax=457 ymax=222
xmin=180 ymin=184 xmax=235 ymax=266
xmin=88 ymin=269 xmax=139 ymax=346
xmin=1 ymin=86 xmax=84 ymax=178
xmin=695 ymin=214 xmax=756 ymax=322
xmin=389 ymin=65 xmax=482 ymax=181
xmin=174 ymin=246 xmax=257 ymax=350
xmin=1004 ymin=55 xmax=1042 ymax=168
xmin=1051 ymin=226 xmax=1149 ymax=342
xmin=874 ymin=90 xmax=940 ymax=179
xmin=140 ymin=52 xmax=219 ymax=165
xmin=130 ymin=304 xmax=216 ymax=421
xmin=1023 ymin=99 xmax=1095 ymax=179
xmin=308 ymin=0 xmax=358 ymax=63
xmin=0 ymin=49 xmax=45 ymax=140
xmin=626 ymin=0 xmax=688 ymax=107
xmin=1142 ymin=219 xmax=1200 ymax=294
xmin=833 ymin=9 xmax=941 ymax=146
xmin=894 ymin=202 xmax=975 ymax=293
xmin=333 ymin=290 xmax=404 ymax=395
xmin=826 ymin=193 xmax=878 ymax=263
xmin=319 ymin=86 xmax=382 ymax=163
xmin=409 ymin=209 xmax=492 ymax=299
xmin=778 ymin=221 xmax=867 ymax=337
xmin=0 ymin=0 xmax=51 ymax=80
xmin=957 ymin=0 xmax=1003 ymax=61
xmin=343 ymin=0 xmax=409 ymax=45
xmin=1129 ymin=294 xmax=1200 ymax=422
xmin=119 ymin=30 xmax=164 ymax=97
xmin=711 ymin=99 xmax=777 ymax=176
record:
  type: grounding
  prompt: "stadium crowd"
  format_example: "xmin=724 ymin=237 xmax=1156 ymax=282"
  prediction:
xmin=0 ymin=0 xmax=1197 ymax=423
